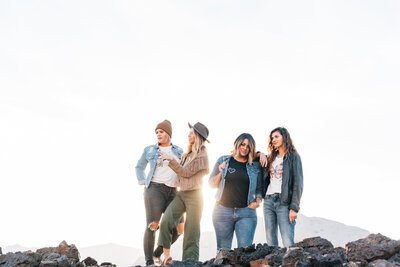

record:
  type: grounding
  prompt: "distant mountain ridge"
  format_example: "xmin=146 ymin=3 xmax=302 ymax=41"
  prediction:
xmin=3 ymin=214 xmax=370 ymax=267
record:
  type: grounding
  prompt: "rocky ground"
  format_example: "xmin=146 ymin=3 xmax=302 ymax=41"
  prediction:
xmin=1 ymin=234 xmax=399 ymax=267
xmin=0 ymin=241 xmax=115 ymax=267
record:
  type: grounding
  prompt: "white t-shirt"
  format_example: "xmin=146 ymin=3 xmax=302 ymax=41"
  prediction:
xmin=266 ymin=156 xmax=284 ymax=195
xmin=152 ymin=146 xmax=180 ymax=187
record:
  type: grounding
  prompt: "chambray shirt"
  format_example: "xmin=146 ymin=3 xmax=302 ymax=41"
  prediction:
xmin=135 ymin=143 xmax=183 ymax=188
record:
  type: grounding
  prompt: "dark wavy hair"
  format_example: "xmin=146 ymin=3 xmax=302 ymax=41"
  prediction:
xmin=266 ymin=127 xmax=297 ymax=171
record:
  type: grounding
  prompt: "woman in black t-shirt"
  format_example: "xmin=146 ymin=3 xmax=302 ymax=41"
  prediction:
xmin=208 ymin=133 xmax=263 ymax=250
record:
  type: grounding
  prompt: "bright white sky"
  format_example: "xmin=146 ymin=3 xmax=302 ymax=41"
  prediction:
xmin=1 ymin=1 xmax=399 ymax=249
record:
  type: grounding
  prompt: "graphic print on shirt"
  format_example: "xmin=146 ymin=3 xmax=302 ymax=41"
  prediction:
xmin=271 ymin=161 xmax=283 ymax=180
xmin=227 ymin=167 xmax=236 ymax=174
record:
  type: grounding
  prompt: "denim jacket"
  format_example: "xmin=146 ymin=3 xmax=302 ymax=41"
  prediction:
xmin=135 ymin=143 xmax=183 ymax=188
xmin=208 ymin=155 xmax=263 ymax=205
xmin=262 ymin=152 xmax=303 ymax=212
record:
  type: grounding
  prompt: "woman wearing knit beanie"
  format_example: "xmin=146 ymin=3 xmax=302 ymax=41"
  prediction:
xmin=135 ymin=120 xmax=184 ymax=266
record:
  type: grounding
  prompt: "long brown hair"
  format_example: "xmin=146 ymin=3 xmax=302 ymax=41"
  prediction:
xmin=266 ymin=127 xmax=297 ymax=171
xmin=181 ymin=130 xmax=207 ymax=166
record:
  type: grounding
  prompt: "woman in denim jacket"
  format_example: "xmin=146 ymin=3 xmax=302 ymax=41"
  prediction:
xmin=209 ymin=133 xmax=263 ymax=250
xmin=135 ymin=120 xmax=184 ymax=266
xmin=259 ymin=127 xmax=303 ymax=248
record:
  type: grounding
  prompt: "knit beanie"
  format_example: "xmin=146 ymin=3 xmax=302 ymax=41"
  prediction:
xmin=155 ymin=120 xmax=172 ymax=137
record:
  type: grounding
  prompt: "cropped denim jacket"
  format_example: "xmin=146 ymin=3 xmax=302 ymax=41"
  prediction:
xmin=135 ymin=143 xmax=183 ymax=188
xmin=208 ymin=155 xmax=263 ymax=205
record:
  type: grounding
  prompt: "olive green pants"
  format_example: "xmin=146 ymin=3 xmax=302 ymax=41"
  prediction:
xmin=158 ymin=189 xmax=203 ymax=261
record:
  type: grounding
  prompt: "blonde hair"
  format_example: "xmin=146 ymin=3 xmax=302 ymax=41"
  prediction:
xmin=181 ymin=130 xmax=206 ymax=165
xmin=231 ymin=133 xmax=256 ymax=165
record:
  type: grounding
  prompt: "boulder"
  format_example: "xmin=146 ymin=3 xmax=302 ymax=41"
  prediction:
xmin=0 ymin=251 xmax=42 ymax=267
xmin=346 ymin=234 xmax=400 ymax=264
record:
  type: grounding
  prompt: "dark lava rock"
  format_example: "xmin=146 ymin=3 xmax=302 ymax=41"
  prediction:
xmin=36 ymin=240 xmax=80 ymax=265
xmin=294 ymin=236 xmax=334 ymax=250
xmin=346 ymin=234 xmax=400 ymax=264
xmin=264 ymin=247 xmax=285 ymax=267
xmin=40 ymin=253 xmax=70 ymax=267
xmin=388 ymin=253 xmax=400 ymax=266
xmin=100 ymin=262 xmax=116 ymax=267
xmin=368 ymin=259 xmax=397 ymax=266
xmin=82 ymin=256 xmax=98 ymax=266
xmin=0 ymin=251 xmax=42 ymax=267
xmin=0 ymin=241 xmax=118 ymax=267
xmin=282 ymin=247 xmax=309 ymax=267
xmin=280 ymin=237 xmax=346 ymax=266
xmin=213 ymin=243 xmax=282 ymax=266
xmin=167 ymin=258 xmax=203 ymax=267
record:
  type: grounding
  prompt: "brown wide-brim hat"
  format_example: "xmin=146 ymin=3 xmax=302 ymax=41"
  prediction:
xmin=188 ymin=122 xmax=210 ymax=143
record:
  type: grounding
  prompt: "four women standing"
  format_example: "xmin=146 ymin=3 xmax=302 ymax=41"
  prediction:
xmin=135 ymin=122 xmax=303 ymax=265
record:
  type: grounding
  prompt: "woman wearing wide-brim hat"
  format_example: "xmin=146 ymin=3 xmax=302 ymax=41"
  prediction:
xmin=157 ymin=122 xmax=210 ymax=264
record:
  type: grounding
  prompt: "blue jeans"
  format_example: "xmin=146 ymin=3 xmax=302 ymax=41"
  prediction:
xmin=263 ymin=193 xmax=295 ymax=247
xmin=212 ymin=203 xmax=257 ymax=250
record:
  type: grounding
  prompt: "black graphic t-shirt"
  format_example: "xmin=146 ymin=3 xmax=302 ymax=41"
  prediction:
xmin=218 ymin=157 xmax=249 ymax=208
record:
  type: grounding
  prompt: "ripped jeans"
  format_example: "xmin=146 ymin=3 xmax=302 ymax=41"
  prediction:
xmin=143 ymin=182 xmax=183 ymax=265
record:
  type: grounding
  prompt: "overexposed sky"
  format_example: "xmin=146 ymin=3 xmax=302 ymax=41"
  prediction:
xmin=1 ymin=0 xmax=399 ymax=249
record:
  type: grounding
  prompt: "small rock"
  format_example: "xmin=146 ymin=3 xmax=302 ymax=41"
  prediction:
xmin=83 ymin=256 xmax=98 ymax=266
xmin=282 ymin=247 xmax=309 ymax=266
xmin=100 ymin=262 xmax=116 ymax=267
xmin=213 ymin=249 xmax=231 ymax=265
xmin=368 ymin=259 xmax=396 ymax=267
xmin=388 ymin=253 xmax=400 ymax=265
xmin=344 ymin=262 xmax=366 ymax=267
xmin=294 ymin=236 xmax=334 ymax=249
xmin=40 ymin=260 xmax=58 ymax=267
xmin=250 ymin=258 xmax=269 ymax=267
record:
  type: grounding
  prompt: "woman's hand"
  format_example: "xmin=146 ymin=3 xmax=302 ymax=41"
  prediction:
xmin=158 ymin=151 xmax=172 ymax=161
xmin=218 ymin=161 xmax=226 ymax=173
xmin=248 ymin=202 xmax=260 ymax=209
xmin=289 ymin=209 xmax=297 ymax=224
xmin=259 ymin=152 xmax=268 ymax=167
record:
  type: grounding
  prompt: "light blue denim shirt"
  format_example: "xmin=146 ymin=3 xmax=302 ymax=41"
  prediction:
xmin=208 ymin=155 xmax=263 ymax=205
xmin=135 ymin=143 xmax=183 ymax=188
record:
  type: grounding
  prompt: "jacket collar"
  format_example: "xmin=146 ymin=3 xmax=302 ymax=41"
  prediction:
xmin=154 ymin=142 xmax=176 ymax=149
